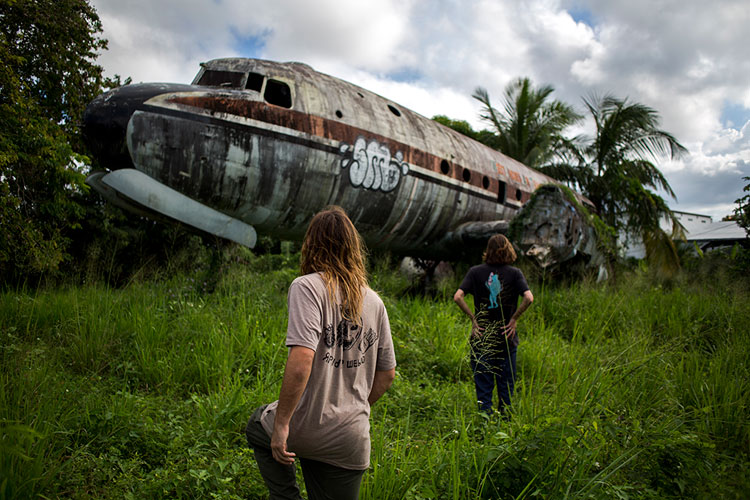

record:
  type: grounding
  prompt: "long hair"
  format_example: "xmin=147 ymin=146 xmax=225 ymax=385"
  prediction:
xmin=300 ymin=206 xmax=368 ymax=324
xmin=483 ymin=234 xmax=517 ymax=265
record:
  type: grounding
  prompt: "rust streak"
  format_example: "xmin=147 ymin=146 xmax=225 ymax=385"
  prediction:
xmin=169 ymin=96 xmax=502 ymax=193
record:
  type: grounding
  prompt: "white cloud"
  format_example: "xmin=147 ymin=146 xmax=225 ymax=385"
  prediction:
xmin=256 ymin=0 xmax=414 ymax=71
xmin=703 ymin=122 xmax=750 ymax=157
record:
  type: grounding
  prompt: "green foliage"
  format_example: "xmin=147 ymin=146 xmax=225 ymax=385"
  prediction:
xmin=0 ymin=0 xmax=110 ymax=140
xmin=431 ymin=115 xmax=497 ymax=148
xmin=0 ymin=0 xmax=117 ymax=282
xmin=539 ymin=94 xmax=688 ymax=272
xmin=557 ymin=184 xmax=618 ymax=258
xmin=734 ymin=176 xmax=750 ymax=237
xmin=1 ymin=260 xmax=749 ymax=499
xmin=473 ymin=79 xmax=582 ymax=169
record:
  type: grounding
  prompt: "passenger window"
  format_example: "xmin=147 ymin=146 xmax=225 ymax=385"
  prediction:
xmin=265 ymin=79 xmax=292 ymax=108
xmin=197 ymin=70 xmax=244 ymax=88
xmin=246 ymin=72 xmax=264 ymax=91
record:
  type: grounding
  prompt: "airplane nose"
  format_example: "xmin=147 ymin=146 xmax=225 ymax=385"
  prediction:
xmin=82 ymin=83 xmax=196 ymax=170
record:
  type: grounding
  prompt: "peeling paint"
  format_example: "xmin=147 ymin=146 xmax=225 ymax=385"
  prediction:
xmin=83 ymin=57 xmax=599 ymax=265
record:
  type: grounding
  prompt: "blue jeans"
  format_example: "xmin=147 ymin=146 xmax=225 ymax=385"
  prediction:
xmin=470 ymin=338 xmax=517 ymax=414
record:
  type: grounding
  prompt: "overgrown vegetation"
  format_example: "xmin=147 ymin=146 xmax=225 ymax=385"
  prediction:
xmin=0 ymin=0 xmax=122 ymax=282
xmin=2 ymin=251 xmax=748 ymax=499
xmin=734 ymin=176 xmax=750 ymax=237
xmin=436 ymin=83 xmax=691 ymax=273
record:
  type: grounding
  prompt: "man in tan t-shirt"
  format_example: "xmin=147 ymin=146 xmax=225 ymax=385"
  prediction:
xmin=246 ymin=207 xmax=396 ymax=500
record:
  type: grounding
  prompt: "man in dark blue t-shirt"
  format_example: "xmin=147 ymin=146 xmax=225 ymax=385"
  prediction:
xmin=454 ymin=234 xmax=534 ymax=415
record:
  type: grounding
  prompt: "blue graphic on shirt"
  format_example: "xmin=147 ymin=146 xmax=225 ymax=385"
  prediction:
xmin=485 ymin=272 xmax=502 ymax=309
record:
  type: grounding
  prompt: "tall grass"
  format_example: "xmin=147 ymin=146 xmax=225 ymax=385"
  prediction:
xmin=1 ymin=257 xmax=748 ymax=499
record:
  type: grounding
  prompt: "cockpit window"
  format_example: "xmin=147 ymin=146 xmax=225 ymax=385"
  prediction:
xmin=264 ymin=79 xmax=292 ymax=108
xmin=246 ymin=72 xmax=264 ymax=92
xmin=197 ymin=70 xmax=244 ymax=88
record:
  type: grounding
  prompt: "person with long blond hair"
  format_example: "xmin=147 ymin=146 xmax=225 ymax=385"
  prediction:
xmin=454 ymin=234 xmax=533 ymax=416
xmin=246 ymin=206 xmax=396 ymax=500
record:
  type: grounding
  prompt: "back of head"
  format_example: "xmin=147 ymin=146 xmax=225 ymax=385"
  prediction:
xmin=300 ymin=206 xmax=368 ymax=323
xmin=483 ymin=234 xmax=517 ymax=265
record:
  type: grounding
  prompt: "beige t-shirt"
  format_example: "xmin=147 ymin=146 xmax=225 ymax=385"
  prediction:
xmin=260 ymin=272 xmax=397 ymax=470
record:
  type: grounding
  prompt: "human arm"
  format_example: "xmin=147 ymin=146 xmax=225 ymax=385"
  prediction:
xmin=270 ymin=346 xmax=315 ymax=465
xmin=453 ymin=288 xmax=483 ymax=338
xmin=502 ymin=290 xmax=534 ymax=338
xmin=368 ymin=368 xmax=396 ymax=406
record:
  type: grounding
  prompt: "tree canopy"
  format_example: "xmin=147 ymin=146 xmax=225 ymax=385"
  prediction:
xmin=735 ymin=176 xmax=750 ymax=237
xmin=473 ymin=78 xmax=582 ymax=169
xmin=460 ymin=80 xmax=688 ymax=271
xmin=431 ymin=115 xmax=497 ymax=147
xmin=539 ymin=94 xmax=688 ymax=270
xmin=0 ymin=0 xmax=114 ymax=280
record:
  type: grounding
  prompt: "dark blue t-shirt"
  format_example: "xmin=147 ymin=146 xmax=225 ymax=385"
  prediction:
xmin=459 ymin=263 xmax=529 ymax=329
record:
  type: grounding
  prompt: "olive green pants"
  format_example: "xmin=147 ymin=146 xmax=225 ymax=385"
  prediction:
xmin=245 ymin=405 xmax=365 ymax=500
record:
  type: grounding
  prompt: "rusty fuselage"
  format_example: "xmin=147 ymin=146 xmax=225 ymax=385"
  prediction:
xmin=83 ymin=58 xmax=568 ymax=260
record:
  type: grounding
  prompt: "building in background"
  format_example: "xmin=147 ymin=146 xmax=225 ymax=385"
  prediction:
xmin=686 ymin=220 xmax=747 ymax=252
xmin=670 ymin=211 xmax=712 ymax=234
xmin=622 ymin=210 xmax=746 ymax=259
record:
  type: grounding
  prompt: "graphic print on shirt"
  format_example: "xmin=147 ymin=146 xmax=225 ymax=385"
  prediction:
xmin=336 ymin=318 xmax=362 ymax=350
xmin=359 ymin=327 xmax=379 ymax=353
xmin=485 ymin=272 xmax=502 ymax=309
xmin=322 ymin=318 xmax=379 ymax=355
xmin=323 ymin=323 xmax=335 ymax=348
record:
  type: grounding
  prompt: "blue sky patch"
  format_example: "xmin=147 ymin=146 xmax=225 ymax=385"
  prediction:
xmin=720 ymin=101 xmax=750 ymax=129
xmin=233 ymin=31 xmax=267 ymax=58
xmin=385 ymin=67 xmax=423 ymax=83
xmin=568 ymin=6 xmax=595 ymax=28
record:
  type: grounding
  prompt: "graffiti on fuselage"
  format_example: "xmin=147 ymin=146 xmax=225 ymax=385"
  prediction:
xmin=339 ymin=137 xmax=410 ymax=192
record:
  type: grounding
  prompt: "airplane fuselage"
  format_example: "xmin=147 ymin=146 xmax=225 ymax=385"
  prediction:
xmin=83 ymin=58 xmax=583 ymax=262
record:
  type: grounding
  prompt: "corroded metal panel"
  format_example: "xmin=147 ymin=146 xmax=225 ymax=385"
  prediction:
xmin=83 ymin=57 xmax=599 ymax=265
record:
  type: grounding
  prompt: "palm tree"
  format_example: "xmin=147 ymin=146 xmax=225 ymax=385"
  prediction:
xmin=472 ymin=78 xmax=582 ymax=169
xmin=541 ymin=94 xmax=689 ymax=273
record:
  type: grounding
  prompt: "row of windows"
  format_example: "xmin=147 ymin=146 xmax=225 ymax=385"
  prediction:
xmin=440 ymin=159 xmax=524 ymax=203
xmin=196 ymin=69 xmax=405 ymax=119
xmin=197 ymin=69 xmax=524 ymax=204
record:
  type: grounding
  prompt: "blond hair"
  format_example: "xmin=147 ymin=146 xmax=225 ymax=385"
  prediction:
xmin=300 ymin=206 xmax=368 ymax=324
xmin=483 ymin=234 xmax=517 ymax=265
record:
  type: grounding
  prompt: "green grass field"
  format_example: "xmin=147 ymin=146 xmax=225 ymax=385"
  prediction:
xmin=1 ymin=253 xmax=749 ymax=499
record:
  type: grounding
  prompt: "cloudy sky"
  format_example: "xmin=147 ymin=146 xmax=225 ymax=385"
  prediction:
xmin=89 ymin=0 xmax=750 ymax=220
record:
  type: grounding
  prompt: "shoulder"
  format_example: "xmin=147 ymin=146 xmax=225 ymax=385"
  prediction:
xmin=466 ymin=263 xmax=488 ymax=276
xmin=506 ymin=265 xmax=523 ymax=275
xmin=364 ymin=286 xmax=386 ymax=309
xmin=504 ymin=265 xmax=529 ymax=287
xmin=291 ymin=272 xmax=324 ymax=289
xmin=289 ymin=273 xmax=327 ymax=299
xmin=364 ymin=287 xmax=389 ymax=319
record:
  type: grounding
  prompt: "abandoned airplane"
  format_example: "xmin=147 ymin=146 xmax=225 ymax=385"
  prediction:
xmin=82 ymin=58 xmax=598 ymax=266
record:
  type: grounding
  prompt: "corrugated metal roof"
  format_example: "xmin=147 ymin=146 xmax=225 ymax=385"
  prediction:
xmin=685 ymin=221 xmax=747 ymax=241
